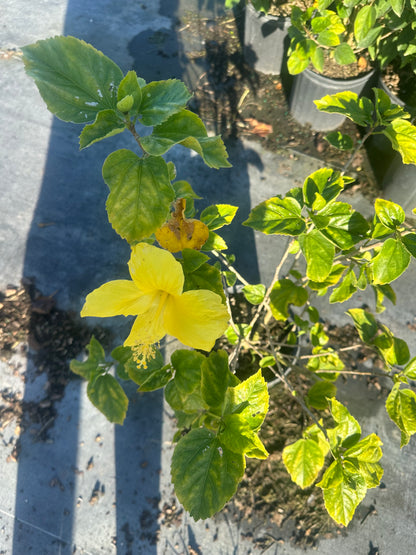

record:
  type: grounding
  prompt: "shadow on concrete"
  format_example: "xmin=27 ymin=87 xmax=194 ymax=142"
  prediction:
xmin=15 ymin=0 xmax=261 ymax=552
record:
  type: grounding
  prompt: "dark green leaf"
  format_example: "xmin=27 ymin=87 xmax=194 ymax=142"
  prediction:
xmin=325 ymin=131 xmax=354 ymax=150
xmin=269 ymin=278 xmax=308 ymax=321
xmin=201 ymin=350 xmax=237 ymax=411
xmin=87 ymin=373 xmax=128 ymax=424
xmin=306 ymin=381 xmax=337 ymax=410
xmin=103 ymin=150 xmax=174 ymax=243
xmin=22 ymin=36 xmax=122 ymax=123
xmin=171 ymin=428 xmax=245 ymax=520
xmin=70 ymin=336 xmax=106 ymax=380
xmin=347 ymin=308 xmax=378 ymax=343
xmin=244 ymin=196 xmax=305 ymax=236
xmin=181 ymin=249 xmax=210 ymax=273
xmin=183 ymin=261 xmax=225 ymax=301
xmin=139 ymin=80 xmax=191 ymax=126
xmin=79 ymin=109 xmax=125 ymax=149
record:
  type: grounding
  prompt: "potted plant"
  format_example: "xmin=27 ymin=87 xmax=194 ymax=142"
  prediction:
xmin=286 ymin=0 xmax=402 ymax=130
xmin=21 ymin=35 xmax=416 ymax=534
xmin=225 ymin=0 xmax=294 ymax=75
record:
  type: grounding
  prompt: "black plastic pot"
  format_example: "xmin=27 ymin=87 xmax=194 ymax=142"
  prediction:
xmin=244 ymin=3 xmax=290 ymax=75
xmin=289 ymin=67 xmax=377 ymax=132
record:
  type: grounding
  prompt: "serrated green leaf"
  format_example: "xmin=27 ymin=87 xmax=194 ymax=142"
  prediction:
xmin=224 ymin=370 xmax=269 ymax=430
xmin=201 ymin=350 xmax=237 ymax=411
xmin=315 ymin=91 xmax=372 ymax=127
xmin=110 ymin=345 xmax=131 ymax=380
xmin=172 ymin=180 xmax=201 ymax=200
xmin=306 ymin=381 xmax=337 ymax=410
xmin=165 ymin=350 xmax=206 ymax=414
xmin=374 ymin=331 xmax=410 ymax=366
xmin=244 ymin=196 xmax=305 ymax=236
xmin=183 ymin=261 xmax=225 ymax=301
xmin=347 ymin=308 xmax=378 ymax=343
xmin=404 ymin=357 xmax=416 ymax=379
xmin=87 ymin=373 xmax=128 ymax=424
xmin=344 ymin=433 xmax=383 ymax=463
xmin=140 ymin=109 xmax=230 ymax=168
xmin=70 ymin=336 xmax=106 ymax=380
xmin=402 ymin=233 xmax=416 ymax=258
xmin=312 ymin=202 xmax=369 ymax=250
xmin=201 ymin=231 xmax=228 ymax=251
xmin=139 ymin=80 xmax=191 ymax=126
xmin=282 ymin=437 xmax=326 ymax=488
xmin=329 ymin=398 xmax=361 ymax=449
xmin=103 ymin=150 xmax=174 ymax=243
xmin=181 ymin=249 xmax=210 ymax=273
xmin=200 ymin=204 xmax=238 ymax=230
xmin=318 ymin=460 xmax=367 ymax=526
xmin=303 ymin=168 xmax=344 ymax=208
xmin=269 ymin=278 xmax=308 ymax=321
xmin=308 ymin=263 xmax=347 ymax=291
xmin=329 ymin=268 xmax=357 ymax=303
xmin=171 ymin=428 xmax=245 ymax=520
xmin=371 ymin=238 xmax=410 ymax=284
xmin=374 ymin=198 xmax=405 ymax=230
xmin=317 ymin=30 xmax=340 ymax=47
xmin=299 ymin=230 xmax=335 ymax=282
xmin=22 ymin=36 xmax=122 ymax=123
xmin=383 ymin=118 xmax=416 ymax=164
xmin=220 ymin=414 xmax=268 ymax=459
xmin=386 ymin=383 xmax=416 ymax=447
xmin=79 ymin=109 xmax=125 ymax=149
xmin=325 ymin=131 xmax=354 ymax=150
xmin=242 ymin=284 xmax=266 ymax=305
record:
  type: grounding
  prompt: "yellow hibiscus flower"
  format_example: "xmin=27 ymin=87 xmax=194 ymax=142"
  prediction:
xmin=81 ymin=243 xmax=229 ymax=367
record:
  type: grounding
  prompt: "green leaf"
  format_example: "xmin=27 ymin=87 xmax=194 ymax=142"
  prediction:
xmin=259 ymin=356 xmax=276 ymax=368
xmin=317 ymin=30 xmax=340 ymax=47
xmin=386 ymin=383 xmax=416 ymax=447
xmin=103 ymin=150 xmax=174 ymax=243
xmin=171 ymin=428 xmax=245 ymax=520
xmin=79 ymin=109 xmax=125 ymax=149
xmin=306 ymin=381 xmax=337 ymax=410
xmin=344 ymin=433 xmax=383 ymax=463
xmin=111 ymin=345 xmax=132 ymax=380
xmin=172 ymin=180 xmax=201 ymax=200
xmin=325 ymin=131 xmax=354 ymax=150
xmin=200 ymin=204 xmax=238 ymax=230
xmin=313 ymin=202 xmax=369 ymax=250
xmin=225 ymin=324 xmax=252 ymax=345
xmin=139 ymin=80 xmax=191 ymax=126
xmin=22 ymin=36 xmax=122 ymax=123
xmin=242 ymin=284 xmax=266 ymax=305
xmin=140 ymin=109 xmax=231 ymax=168
xmin=402 ymin=233 xmax=416 ymax=258
xmin=220 ymin=414 xmax=268 ymax=459
xmin=70 ymin=336 xmax=106 ymax=380
xmin=329 ymin=268 xmax=357 ymax=303
xmin=269 ymin=278 xmax=308 ymax=321
xmin=329 ymin=398 xmax=361 ymax=449
xmin=308 ymin=263 xmax=347 ymax=291
xmin=354 ymin=5 xmax=376 ymax=44
xmin=307 ymin=347 xmax=344 ymax=379
xmin=374 ymin=198 xmax=405 ymax=230
xmin=302 ymin=168 xmax=344 ymax=208
xmin=165 ymin=350 xmax=206 ymax=414
xmin=334 ymin=43 xmax=356 ymax=65
xmin=371 ymin=238 xmax=411 ymax=284
xmin=282 ymin=437 xmax=326 ymax=488
xmin=87 ymin=373 xmax=128 ymax=424
xmin=318 ymin=460 xmax=367 ymax=526
xmin=201 ymin=231 xmax=228 ymax=251
xmin=347 ymin=308 xmax=378 ymax=343
xmin=299 ymin=230 xmax=335 ymax=282
xmin=224 ymin=370 xmax=269 ymax=431
xmin=181 ymin=248 xmax=209 ymax=273
xmin=315 ymin=91 xmax=372 ymax=127
xmin=404 ymin=357 xmax=416 ymax=379
xmin=391 ymin=0 xmax=405 ymax=16
xmin=287 ymin=41 xmax=311 ymax=75
xmin=244 ymin=196 xmax=305 ymax=236
xmin=383 ymin=118 xmax=416 ymax=164
xmin=201 ymin=350 xmax=237 ymax=411
xmin=183 ymin=261 xmax=225 ymax=301
xmin=117 ymin=70 xmax=142 ymax=115
xmin=126 ymin=350 xmax=173 ymax=392
xmin=374 ymin=330 xmax=410 ymax=366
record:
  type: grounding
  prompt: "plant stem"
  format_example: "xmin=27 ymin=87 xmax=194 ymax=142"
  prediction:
xmin=341 ymin=128 xmax=374 ymax=175
xmin=212 ymin=250 xmax=250 ymax=286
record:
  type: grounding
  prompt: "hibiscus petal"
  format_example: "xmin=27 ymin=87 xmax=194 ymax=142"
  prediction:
xmin=128 ymin=243 xmax=184 ymax=296
xmin=164 ymin=290 xmax=229 ymax=351
xmin=81 ymin=280 xmax=153 ymax=317
xmin=124 ymin=299 xmax=167 ymax=347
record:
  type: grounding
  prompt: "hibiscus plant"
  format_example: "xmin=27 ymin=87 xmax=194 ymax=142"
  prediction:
xmin=22 ymin=36 xmax=416 ymax=527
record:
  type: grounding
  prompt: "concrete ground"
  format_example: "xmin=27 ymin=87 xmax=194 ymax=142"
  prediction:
xmin=1 ymin=0 xmax=416 ymax=553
